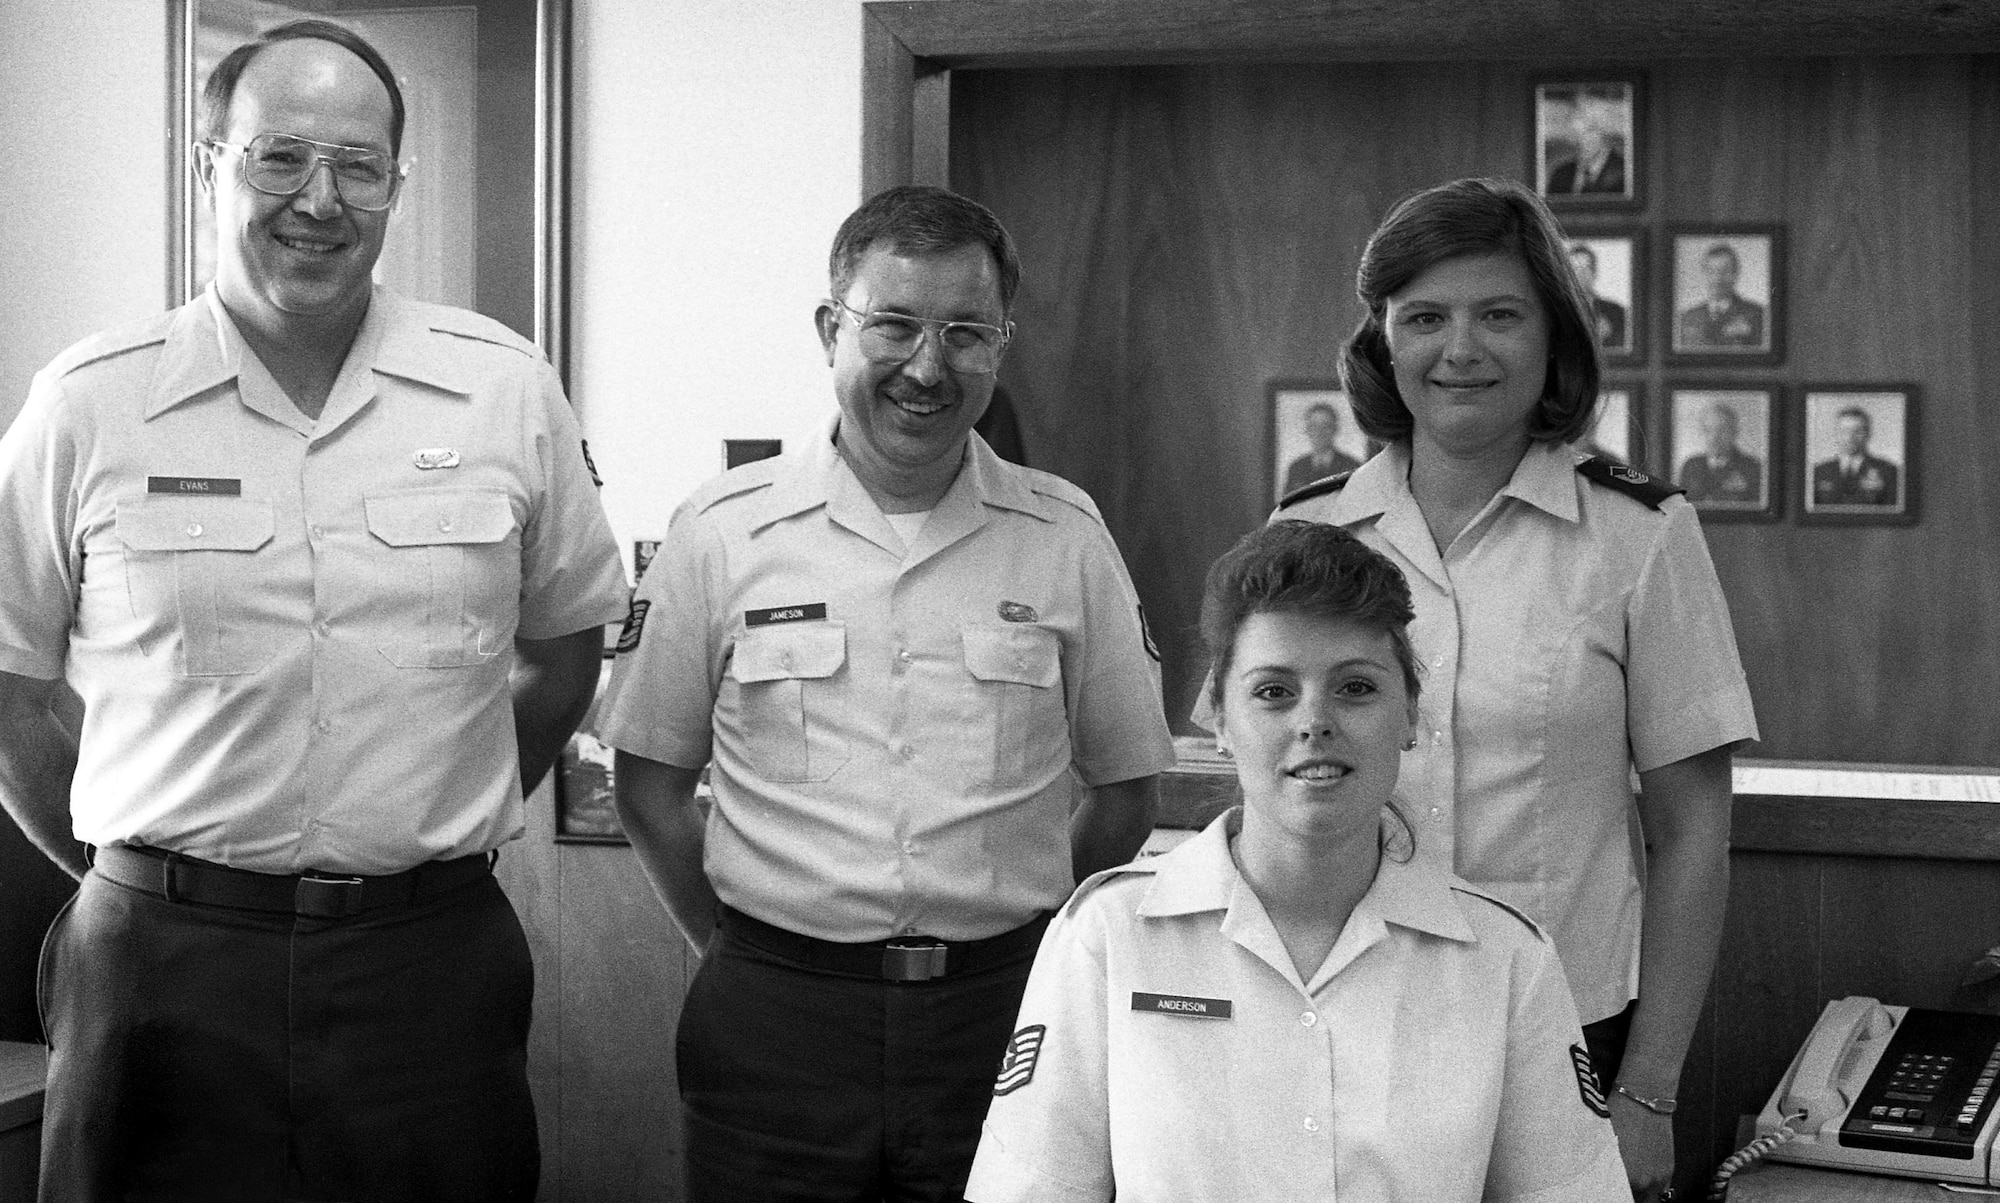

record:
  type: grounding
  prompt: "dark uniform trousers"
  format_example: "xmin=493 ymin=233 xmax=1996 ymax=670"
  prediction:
xmin=677 ymin=909 xmax=1042 ymax=1203
xmin=37 ymin=854 xmax=539 ymax=1203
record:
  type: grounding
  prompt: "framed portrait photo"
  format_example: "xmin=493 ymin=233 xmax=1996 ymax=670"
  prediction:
xmin=1531 ymin=75 xmax=1643 ymax=211
xmin=1666 ymin=385 xmax=1781 ymax=522
xmin=1666 ymin=224 xmax=1786 ymax=365
xmin=1798 ymin=386 xmax=1919 ymax=525
xmin=1269 ymin=381 xmax=1371 ymax=506
xmin=1565 ymin=228 xmax=1646 ymax=365
xmin=1577 ymin=383 xmax=1641 ymax=468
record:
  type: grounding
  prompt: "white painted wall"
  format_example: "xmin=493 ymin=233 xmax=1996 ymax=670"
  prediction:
xmin=0 ymin=1 xmax=167 ymax=432
xmin=570 ymin=0 xmax=866 ymax=565
xmin=0 ymin=0 xmax=866 ymax=567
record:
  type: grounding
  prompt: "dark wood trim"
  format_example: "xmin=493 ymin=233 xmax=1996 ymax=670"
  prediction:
xmin=1731 ymin=794 xmax=2000 ymax=862
xmin=863 ymin=0 xmax=2000 ymax=70
xmin=861 ymin=7 xmax=917 ymax=196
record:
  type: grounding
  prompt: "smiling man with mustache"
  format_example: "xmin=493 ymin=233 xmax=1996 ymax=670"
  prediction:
xmin=596 ymin=186 xmax=1174 ymax=1202
xmin=0 ymin=20 xmax=625 ymax=1199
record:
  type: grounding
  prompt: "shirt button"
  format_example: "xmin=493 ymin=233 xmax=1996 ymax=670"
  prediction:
xmin=1431 ymin=730 xmax=1445 ymax=746
xmin=1302 ymin=1116 xmax=1320 ymax=1133
xmin=314 ymin=718 xmax=332 ymax=735
xmin=781 ymin=653 xmax=796 ymax=671
xmin=1429 ymin=806 xmax=1443 ymax=822
xmin=437 ymin=517 xmax=454 ymax=533
xmin=902 ymin=839 xmax=919 ymax=855
xmin=309 ymin=523 xmax=325 ymax=539
xmin=900 ymin=745 xmax=916 ymax=761
xmin=1431 ymin=655 xmax=1446 ymax=668
xmin=1300 ymin=1011 xmax=1317 ymax=1027
xmin=313 ymin=620 xmax=331 ymax=637
xmin=185 ymin=522 xmax=203 ymax=537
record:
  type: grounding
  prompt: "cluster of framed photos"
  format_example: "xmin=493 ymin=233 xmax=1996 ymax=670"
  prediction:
xmin=1529 ymin=72 xmax=1917 ymax=526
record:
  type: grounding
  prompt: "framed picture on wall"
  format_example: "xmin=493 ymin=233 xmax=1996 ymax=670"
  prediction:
xmin=1666 ymin=224 xmax=1786 ymax=365
xmin=1564 ymin=228 xmax=1646 ymax=365
xmin=1666 ymin=385 xmax=1781 ymax=521
xmin=1798 ymin=386 xmax=1919 ymax=525
xmin=1578 ymin=383 xmax=1641 ymax=468
xmin=1530 ymin=75 xmax=1643 ymax=210
xmin=1268 ymin=381 xmax=1371 ymax=506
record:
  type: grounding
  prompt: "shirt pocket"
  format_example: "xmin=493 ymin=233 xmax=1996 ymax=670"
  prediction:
xmin=365 ymin=489 xmax=520 ymax=668
xmin=729 ymin=622 xmax=850 ymax=783
xmin=115 ymin=495 xmax=275 ymax=676
xmin=961 ymin=623 xmax=1064 ymax=786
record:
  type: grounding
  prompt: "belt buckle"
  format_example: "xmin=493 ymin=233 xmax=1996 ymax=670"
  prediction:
xmin=295 ymin=875 xmax=366 ymax=918
xmin=882 ymin=938 xmax=949 ymax=982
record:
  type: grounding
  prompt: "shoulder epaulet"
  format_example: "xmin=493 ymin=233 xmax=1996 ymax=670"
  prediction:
xmin=1025 ymin=469 xmax=1103 ymax=522
xmin=1449 ymin=882 xmax=1549 ymax=941
xmin=1277 ymin=471 xmax=1352 ymax=511
xmin=1574 ymin=456 xmax=1683 ymax=511
xmin=45 ymin=314 xmax=174 ymax=381
xmin=421 ymin=304 xmax=539 ymax=359
xmin=677 ymin=456 xmax=784 ymax=520
xmin=1059 ymin=859 xmax=1159 ymax=920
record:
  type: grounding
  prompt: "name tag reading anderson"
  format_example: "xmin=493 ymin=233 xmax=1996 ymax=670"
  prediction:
xmin=1132 ymin=992 xmax=1233 ymax=1019
xmin=744 ymin=603 xmax=827 ymax=627
xmin=148 ymin=476 xmax=241 ymax=496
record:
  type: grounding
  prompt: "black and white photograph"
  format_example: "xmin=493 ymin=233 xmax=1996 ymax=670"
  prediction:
xmin=1268 ymin=381 xmax=1369 ymax=505
xmin=1667 ymin=386 xmax=1779 ymax=521
xmin=1531 ymin=76 xmax=1643 ymax=209
xmin=1799 ymin=386 xmax=1918 ymax=524
xmin=1667 ymin=224 xmax=1785 ymax=364
xmin=1566 ymin=229 xmax=1645 ymax=364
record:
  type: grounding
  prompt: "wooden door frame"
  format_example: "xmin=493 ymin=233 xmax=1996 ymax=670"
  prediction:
xmin=860 ymin=0 xmax=2000 ymax=194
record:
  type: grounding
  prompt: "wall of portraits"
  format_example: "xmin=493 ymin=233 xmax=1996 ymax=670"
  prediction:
xmin=949 ymin=53 xmax=2000 ymax=766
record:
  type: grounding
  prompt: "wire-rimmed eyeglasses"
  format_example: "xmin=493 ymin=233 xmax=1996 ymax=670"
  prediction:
xmin=205 ymin=133 xmax=404 ymax=213
xmin=834 ymin=299 xmax=1011 ymax=375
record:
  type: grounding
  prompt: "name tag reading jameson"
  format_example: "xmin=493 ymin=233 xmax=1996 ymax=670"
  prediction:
xmin=744 ymin=603 xmax=827 ymax=627
xmin=148 ymin=476 xmax=241 ymax=496
xmin=1132 ymin=992 xmax=1233 ymax=1019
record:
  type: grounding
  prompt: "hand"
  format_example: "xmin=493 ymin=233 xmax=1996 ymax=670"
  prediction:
xmin=1608 ymin=1091 xmax=1676 ymax=1202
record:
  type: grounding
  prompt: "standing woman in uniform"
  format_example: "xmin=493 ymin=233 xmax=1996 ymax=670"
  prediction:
xmin=1278 ymin=177 xmax=1758 ymax=1202
xmin=965 ymin=521 xmax=1628 ymax=1202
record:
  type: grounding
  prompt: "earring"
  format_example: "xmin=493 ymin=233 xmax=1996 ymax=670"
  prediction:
xmin=1401 ymin=737 xmax=1418 ymax=751
xmin=1215 ymin=743 xmax=1233 ymax=760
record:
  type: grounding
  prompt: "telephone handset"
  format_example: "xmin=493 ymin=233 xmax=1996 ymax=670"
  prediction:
xmin=1752 ymin=996 xmax=2000 ymax=1186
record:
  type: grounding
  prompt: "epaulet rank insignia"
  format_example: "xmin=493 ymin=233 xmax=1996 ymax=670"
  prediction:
xmin=1277 ymin=470 xmax=1353 ymax=511
xmin=1574 ymin=457 xmax=1683 ymax=511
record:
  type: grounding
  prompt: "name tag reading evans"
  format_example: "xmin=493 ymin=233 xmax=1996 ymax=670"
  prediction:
xmin=744 ymin=603 xmax=827 ymax=627
xmin=148 ymin=476 xmax=241 ymax=496
xmin=1132 ymin=992 xmax=1233 ymax=1019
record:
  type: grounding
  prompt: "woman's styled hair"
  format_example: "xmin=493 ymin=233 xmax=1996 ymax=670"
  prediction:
xmin=1339 ymin=177 xmax=1602 ymax=445
xmin=1200 ymin=521 xmax=1423 ymax=857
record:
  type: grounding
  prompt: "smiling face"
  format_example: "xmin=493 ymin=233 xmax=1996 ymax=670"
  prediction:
xmin=1385 ymin=252 xmax=1550 ymax=460
xmin=1216 ymin=610 xmax=1419 ymax=848
xmin=200 ymin=38 xmax=394 ymax=335
xmin=816 ymin=241 xmax=1004 ymax=502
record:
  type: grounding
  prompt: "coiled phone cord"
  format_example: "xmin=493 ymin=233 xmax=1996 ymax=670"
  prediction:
xmin=1707 ymin=1113 xmax=1805 ymax=1200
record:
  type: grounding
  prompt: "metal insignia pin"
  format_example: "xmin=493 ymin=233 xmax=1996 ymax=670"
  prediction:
xmin=413 ymin=448 xmax=461 ymax=470
xmin=998 ymin=600 xmax=1038 ymax=623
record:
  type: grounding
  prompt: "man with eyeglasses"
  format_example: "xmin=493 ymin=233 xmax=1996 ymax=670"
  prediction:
xmin=596 ymin=185 xmax=1173 ymax=1201
xmin=0 ymin=20 xmax=624 ymax=1199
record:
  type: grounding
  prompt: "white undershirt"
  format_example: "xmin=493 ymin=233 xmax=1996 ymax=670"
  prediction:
xmin=883 ymin=508 xmax=932 ymax=552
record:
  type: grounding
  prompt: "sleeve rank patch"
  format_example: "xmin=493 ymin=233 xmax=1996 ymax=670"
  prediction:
xmin=615 ymin=598 xmax=650 ymax=653
xmin=1574 ymin=456 xmax=1685 ymax=511
xmin=993 ymin=1024 xmax=1047 ymax=1096
xmin=1570 ymin=1043 xmax=1610 ymax=1117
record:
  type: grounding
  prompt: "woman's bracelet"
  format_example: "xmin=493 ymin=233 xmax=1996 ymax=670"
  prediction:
xmin=1612 ymin=1083 xmax=1679 ymax=1115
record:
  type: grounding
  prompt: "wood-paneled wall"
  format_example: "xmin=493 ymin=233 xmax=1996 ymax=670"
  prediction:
xmin=949 ymin=55 xmax=2000 ymax=764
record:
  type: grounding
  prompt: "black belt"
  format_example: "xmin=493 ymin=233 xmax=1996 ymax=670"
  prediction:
xmin=719 ymin=905 xmax=1050 ymax=983
xmin=92 ymin=843 xmax=494 ymax=919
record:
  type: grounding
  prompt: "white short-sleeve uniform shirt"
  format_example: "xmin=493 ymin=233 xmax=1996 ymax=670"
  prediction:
xmin=966 ymin=808 xmax=1629 ymax=1203
xmin=1279 ymin=441 xmax=1759 ymax=1022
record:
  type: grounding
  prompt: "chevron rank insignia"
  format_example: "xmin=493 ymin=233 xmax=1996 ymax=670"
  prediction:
xmin=993 ymin=1025 xmax=1047 ymax=1096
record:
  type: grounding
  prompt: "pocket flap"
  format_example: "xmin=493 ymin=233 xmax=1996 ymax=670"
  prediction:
xmin=732 ymin=622 xmax=848 ymax=683
xmin=962 ymin=623 xmax=1061 ymax=688
xmin=116 ymin=496 xmax=273 ymax=552
xmin=365 ymin=489 xmax=515 ymax=547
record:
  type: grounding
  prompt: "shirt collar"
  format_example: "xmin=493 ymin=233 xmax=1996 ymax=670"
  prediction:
xmin=756 ymin=414 xmax=1056 ymax=535
xmin=1136 ymin=806 xmax=1475 ymax=945
xmin=1331 ymin=438 xmax=1579 ymax=524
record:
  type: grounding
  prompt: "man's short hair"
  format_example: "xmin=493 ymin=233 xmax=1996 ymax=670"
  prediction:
xmin=1305 ymin=402 xmax=1339 ymax=423
xmin=1338 ymin=177 xmax=1601 ymax=446
xmin=1702 ymin=243 xmax=1741 ymax=270
xmin=828 ymin=185 xmax=1022 ymax=314
xmin=201 ymin=20 xmax=406 ymax=156
xmin=1836 ymin=406 xmax=1872 ymax=431
xmin=1703 ymin=402 xmax=1740 ymax=431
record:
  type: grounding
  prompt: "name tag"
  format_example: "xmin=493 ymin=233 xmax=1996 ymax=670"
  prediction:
xmin=745 ymin=603 xmax=827 ymax=627
xmin=148 ymin=476 xmax=241 ymax=496
xmin=1132 ymin=992 xmax=1232 ymax=1019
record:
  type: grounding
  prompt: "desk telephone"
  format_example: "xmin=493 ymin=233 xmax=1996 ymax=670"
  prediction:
xmin=1753 ymin=995 xmax=2000 ymax=1185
